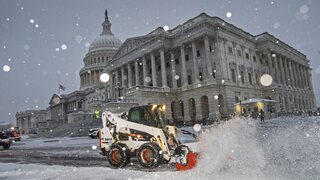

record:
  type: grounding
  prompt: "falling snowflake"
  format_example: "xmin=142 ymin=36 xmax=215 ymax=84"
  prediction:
xmin=115 ymin=13 xmax=120 ymax=18
xmin=30 ymin=19 xmax=34 ymax=24
xmin=61 ymin=44 xmax=67 ymax=50
xmin=75 ymin=35 xmax=83 ymax=44
xmin=145 ymin=76 xmax=151 ymax=83
xmin=193 ymin=124 xmax=202 ymax=132
xmin=260 ymin=74 xmax=273 ymax=86
xmin=273 ymin=22 xmax=280 ymax=29
xmin=174 ymin=75 xmax=180 ymax=80
xmin=55 ymin=48 xmax=60 ymax=51
xmin=214 ymin=95 xmax=219 ymax=100
xmin=85 ymin=42 xmax=90 ymax=48
xmin=300 ymin=5 xmax=309 ymax=14
xmin=226 ymin=12 xmax=232 ymax=18
xmin=3 ymin=65 xmax=10 ymax=72
xmin=6 ymin=17 xmax=10 ymax=21
xmin=35 ymin=24 xmax=39 ymax=28
xmin=163 ymin=25 xmax=169 ymax=31
xmin=92 ymin=146 xmax=97 ymax=150
xmin=24 ymin=44 xmax=30 ymax=51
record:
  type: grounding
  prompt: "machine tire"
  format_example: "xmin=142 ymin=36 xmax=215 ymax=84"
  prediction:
xmin=137 ymin=142 xmax=163 ymax=168
xmin=107 ymin=143 xmax=130 ymax=168
xmin=2 ymin=143 xmax=10 ymax=150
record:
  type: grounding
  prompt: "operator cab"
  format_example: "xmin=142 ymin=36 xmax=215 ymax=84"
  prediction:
xmin=128 ymin=104 xmax=167 ymax=128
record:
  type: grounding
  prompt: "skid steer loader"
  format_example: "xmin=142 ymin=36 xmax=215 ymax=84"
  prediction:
xmin=99 ymin=104 xmax=198 ymax=170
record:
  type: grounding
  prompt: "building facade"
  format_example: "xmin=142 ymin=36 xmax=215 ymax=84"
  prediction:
xmin=16 ymin=11 xmax=316 ymax=132
xmin=104 ymin=13 xmax=315 ymax=123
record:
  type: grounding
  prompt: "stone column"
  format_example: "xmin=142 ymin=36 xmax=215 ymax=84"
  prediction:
xmin=267 ymin=52 xmax=273 ymax=78
xmin=142 ymin=56 xmax=148 ymax=86
xmin=192 ymin=41 xmax=200 ymax=83
xmin=170 ymin=51 xmax=177 ymax=88
xmin=298 ymin=64 xmax=303 ymax=88
xmin=151 ymin=51 xmax=157 ymax=87
xmin=180 ymin=45 xmax=188 ymax=86
xmin=288 ymin=60 xmax=294 ymax=87
xmin=135 ymin=61 xmax=139 ymax=86
xmin=160 ymin=49 xmax=168 ymax=87
xmin=204 ymin=36 xmax=213 ymax=79
xmin=274 ymin=55 xmax=280 ymax=84
xmin=291 ymin=62 xmax=296 ymax=88
xmin=283 ymin=57 xmax=289 ymax=86
xmin=303 ymin=67 xmax=309 ymax=89
xmin=109 ymin=72 xmax=114 ymax=100
xmin=295 ymin=63 xmax=300 ymax=88
xmin=278 ymin=56 xmax=284 ymax=85
xmin=127 ymin=63 xmax=132 ymax=88
xmin=301 ymin=66 xmax=307 ymax=88
xmin=115 ymin=69 xmax=119 ymax=98
xmin=121 ymin=65 xmax=125 ymax=88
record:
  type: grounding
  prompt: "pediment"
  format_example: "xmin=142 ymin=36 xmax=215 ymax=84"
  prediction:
xmin=49 ymin=94 xmax=61 ymax=106
xmin=113 ymin=35 xmax=156 ymax=59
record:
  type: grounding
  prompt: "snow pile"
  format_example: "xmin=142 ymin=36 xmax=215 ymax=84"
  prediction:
xmin=189 ymin=117 xmax=269 ymax=180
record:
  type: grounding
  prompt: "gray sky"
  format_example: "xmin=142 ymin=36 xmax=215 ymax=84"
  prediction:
xmin=0 ymin=0 xmax=319 ymax=124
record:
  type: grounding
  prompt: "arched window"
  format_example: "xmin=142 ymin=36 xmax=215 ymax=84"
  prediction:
xmin=188 ymin=98 xmax=196 ymax=122
xmin=201 ymin=96 xmax=209 ymax=120
xmin=171 ymin=101 xmax=177 ymax=120
xmin=218 ymin=94 xmax=225 ymax=116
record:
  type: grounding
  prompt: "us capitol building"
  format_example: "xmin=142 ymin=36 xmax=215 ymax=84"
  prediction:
xmin=16 ymin=11 xmax=316 ymax=134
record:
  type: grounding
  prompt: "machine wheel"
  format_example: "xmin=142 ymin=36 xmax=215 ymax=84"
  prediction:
xmin=107 ymin=143 xmax=130 ymax=168
xmin=137 ymin=142 xmax=163 ymax=168
xmin=2 ymin=143 xmax=10 ymax=150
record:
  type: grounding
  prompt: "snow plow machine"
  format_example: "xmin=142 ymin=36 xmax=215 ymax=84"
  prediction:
xmin=99 ymin=104 xmax=197 ymax=170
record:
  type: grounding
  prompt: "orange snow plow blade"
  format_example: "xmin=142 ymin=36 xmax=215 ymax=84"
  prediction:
xmin=175 ymin=152 xmax=198 ymax=171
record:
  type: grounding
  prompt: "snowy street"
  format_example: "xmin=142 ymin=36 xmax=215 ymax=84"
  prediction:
xmin=1 ymin=116 xmax=320 ymax=180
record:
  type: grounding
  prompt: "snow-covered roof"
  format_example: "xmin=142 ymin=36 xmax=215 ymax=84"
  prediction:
xmin=234 ymin=98 xmax=276 ymax=105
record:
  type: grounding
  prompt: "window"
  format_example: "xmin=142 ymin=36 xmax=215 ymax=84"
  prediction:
xmin=209 ymin=46 xmax=212 ymax=52
xmin=94 ymin=58 xmax=96 ymax=64
xmin=253 ymin=56 xmax=256 ymax=62
xmin=199 ymin=72 xmax=203 ymax=81
xmin=157 ymin=65 xmax=161 ymax=71
xmin=175 ymin=58 xmax=179 ymax=65
xmin=185 ymin=55 xmax=189 ymax=61
xmin=231 ymin=69 xmax=236 ymax=83
xmin=235 ymin=96 xmax=240 ymax=103
xmin=260 ymin=58 xmax=263 ymax=64
xmin=240 ymin=70 xmax=245 ymax=84
xmin=265 ymin=59 xmax=269 ymax=66
xmin=187 ymin=75 xmax=192 ymax=84
xmin=228 ymin=46 xmax=233 ymax=54
xmin=246 ymin=53 xmax=249 ymax=60
xmin=166 ymin=62 xmax=170 ymax=68
xmin=197 ymin=50 xmax=200 ymax=57
xmin=248 ymin=73 xmax=252 ymax=85
xmin=212 ymin=69 xmax=216 ymax=79
xmin=237 ymin=50 xmax=242 ymax=57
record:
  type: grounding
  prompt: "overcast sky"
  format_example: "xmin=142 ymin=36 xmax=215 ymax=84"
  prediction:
xmin=0 ymin=0 xmax=319 ymax=124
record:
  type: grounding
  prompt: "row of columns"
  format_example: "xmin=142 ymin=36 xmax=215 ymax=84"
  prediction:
xmin=269 ymin=52 xmax=311 ymax=89
xmin=109 ymin=36 xmax=214 ymax=98
xmin=67 ymin=101 xmax=78 ymax=112
xmin=80 ymin=70 xmax=103 ymax=87
xmin=279 ymin=94 xmax=313 ymax=112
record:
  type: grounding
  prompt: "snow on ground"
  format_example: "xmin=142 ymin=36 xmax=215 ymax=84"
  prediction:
xmin=1 ymin=116 xmax=319 ymax=180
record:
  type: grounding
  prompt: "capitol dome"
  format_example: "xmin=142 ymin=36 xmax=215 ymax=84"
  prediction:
xmin=79 ymin=10 xmax=121 ymax=90
xmin=88 ymin=34 xmax=121 ymax=53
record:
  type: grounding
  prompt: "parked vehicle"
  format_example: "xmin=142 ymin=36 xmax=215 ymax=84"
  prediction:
xmin=88 ymin=128 xmax=100 ymax=139
xmin=0 ymin=132 xmax=11 ymax=149
xmin=3 ymin=130 xmax=21 ymax=141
